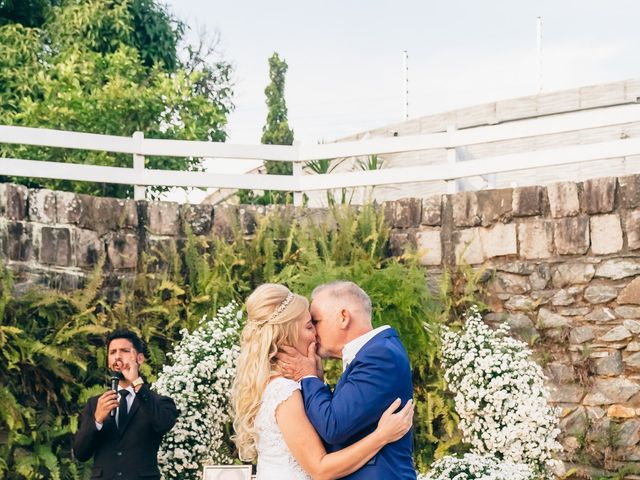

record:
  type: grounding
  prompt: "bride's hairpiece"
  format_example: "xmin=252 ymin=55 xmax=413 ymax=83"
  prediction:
xmin=267 ymin=292 xmax=295 ymax=323
xmin=249 ymin=291 xmax=295 ymax=327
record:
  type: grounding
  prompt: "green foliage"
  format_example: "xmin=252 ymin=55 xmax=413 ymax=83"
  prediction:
xmin=0 ymin=0 xmax=233 ymax=199
xmin=303 ymin=154 xmax=383 ymax=207
xmin=0 ymin=203 xmax=481 ymax=478
xmin=238 ymin=52 xmax=294 ymax=205
xmin=436 ymin=260 xmax=490 ymax=328
xmin=0 ymin=0 xmax=61 ymax=28
xmin=0 ymin=263 xmax=102 ymax=479
xmin=261 ymin=52 xmax=294 ymax=148
xmin=305 ymin=158 xmax=337 ymax=175
xmin=1 ymin=0 xmax=182 ymax=70
xmin=594 ymin=463 xmax=640 ymax=480
xmin=176 ymin=205 xmax=465 ymax=471
xmin=0 ymin=249 xmax=225 ymax=479
xmin=357 ymin=153 xmax=384 ymax=172
xmin=128 ymin=0 xmax=183 ymax=71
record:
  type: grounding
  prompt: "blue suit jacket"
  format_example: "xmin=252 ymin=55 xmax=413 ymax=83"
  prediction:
xmin=301 ymin=327 xmax=416 ymax=480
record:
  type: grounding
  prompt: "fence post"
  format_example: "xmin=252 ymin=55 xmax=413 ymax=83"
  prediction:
xmin=293 ymin=160 xmax=303 ymax=207
xmin=132 ymin=131 xmax=145 ymax=201
xmin=446 ymin=124 xmax=458 ymax=194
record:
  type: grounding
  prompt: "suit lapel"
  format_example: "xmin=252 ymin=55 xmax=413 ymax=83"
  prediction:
xmin=335 ymin=361 xmax=356 ymax=392
xmin=335 ymin=328 xmax=398 ymax=393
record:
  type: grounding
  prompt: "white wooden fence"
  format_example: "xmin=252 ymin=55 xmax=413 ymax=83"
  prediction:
xmin=2 ymin=103 xmax=640 ymax=206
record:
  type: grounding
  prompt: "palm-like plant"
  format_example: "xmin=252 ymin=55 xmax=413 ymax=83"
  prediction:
xmin=305 ymin=157 xmax=348 ymax=206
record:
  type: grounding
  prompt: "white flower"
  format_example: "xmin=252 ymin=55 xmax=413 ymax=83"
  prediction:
xmin=154 ymin=302 xmax=243 ymax=480
xmin=435 ymin=306 xmax=562 ymax=479
xmin=420 ymin=453 xmax=533 ymax=480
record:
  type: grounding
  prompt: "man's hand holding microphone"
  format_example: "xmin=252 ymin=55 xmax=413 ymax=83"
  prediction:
xmin=93 ymin=357 xmax=140 ymax=425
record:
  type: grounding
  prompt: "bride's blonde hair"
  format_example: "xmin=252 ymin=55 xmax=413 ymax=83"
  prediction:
xmin=231 ymin=283 xmax=309 ymax=461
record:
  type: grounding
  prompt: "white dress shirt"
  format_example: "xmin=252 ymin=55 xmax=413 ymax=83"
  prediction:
xmin=95 ymin=385 xmax=136 ymax=430
xmin=341 ymin=325 xmax=391 ymax=371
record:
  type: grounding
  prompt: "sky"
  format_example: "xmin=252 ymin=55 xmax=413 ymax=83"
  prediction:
xmin=162 ymin=0 xmax=640 ymax=201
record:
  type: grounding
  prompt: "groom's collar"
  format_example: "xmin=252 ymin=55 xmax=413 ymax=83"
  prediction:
xmin=342 ymin=325 xmax=391 ymax=371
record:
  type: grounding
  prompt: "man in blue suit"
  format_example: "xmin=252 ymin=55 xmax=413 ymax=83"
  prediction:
xmin=278 ymin=281 xmax=416 ymax=480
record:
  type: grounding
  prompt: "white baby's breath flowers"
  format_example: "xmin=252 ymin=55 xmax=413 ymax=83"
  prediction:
xmin=419 ymin=453 xmax=533 ymax=480
xmin=428 ymin=306 xmax=562 ymax=480
xmin=155 ymin=302 xmax=242 ymax=480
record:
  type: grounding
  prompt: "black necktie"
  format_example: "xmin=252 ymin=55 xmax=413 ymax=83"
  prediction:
xmin=118 ymin=390 xmax=129 ymax=431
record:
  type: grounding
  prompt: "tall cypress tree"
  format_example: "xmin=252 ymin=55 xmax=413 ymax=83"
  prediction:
xmin=261 ymin=52 xmax=294 ymax=149
xmin=238 ymin=52 xmax=294 ymax=204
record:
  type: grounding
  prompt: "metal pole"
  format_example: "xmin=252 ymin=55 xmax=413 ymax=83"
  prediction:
xmin=537 ymin=16 xmax=543 ymax=94
xmin=133 ymin=131 xmax=145 ymax=200
xmin=402 ymin=50 xmax=409 ymax=120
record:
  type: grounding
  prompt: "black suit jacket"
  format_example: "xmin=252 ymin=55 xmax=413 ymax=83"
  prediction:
xmin=73 ymin=384 xmax=178 ymax=479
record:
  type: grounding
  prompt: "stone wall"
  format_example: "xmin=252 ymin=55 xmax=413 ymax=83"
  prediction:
xmin=0 ymin=184 xmax=317 ymax=292
xmin=2 ymin=174 xmax=640 ymax=475
xmin=384 ymin=173 xmax=640 ymax=476
xmin=0 ymin=183 xmax=216 ymax=292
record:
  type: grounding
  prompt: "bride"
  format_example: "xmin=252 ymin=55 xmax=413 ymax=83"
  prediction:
xmin=231 ymin=284 xmax=413 ymax=480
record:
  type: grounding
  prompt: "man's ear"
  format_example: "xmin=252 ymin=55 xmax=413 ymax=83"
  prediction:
xmin=137 ymin=352 xmax=145 ymax=365
xmin=339 ymin=309 xmax=351 ymax=330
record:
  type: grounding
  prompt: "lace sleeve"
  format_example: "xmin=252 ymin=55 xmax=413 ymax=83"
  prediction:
xmin=262 ymin=377 xmax=301 ymax=417
xmin=255 ymin=379 xmax=312 ymax=479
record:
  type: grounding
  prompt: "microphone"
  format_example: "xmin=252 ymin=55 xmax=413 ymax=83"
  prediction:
xmin=109 ymin=371 xmax=123 ymax=417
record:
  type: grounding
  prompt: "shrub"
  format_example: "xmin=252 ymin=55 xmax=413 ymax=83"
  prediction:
xmin=155 ymin=302 xmax=242 ymax=479
xmin=420 ymin=453 xmax=533 ymax=480
xmin=439 ymin=306 xmax=562 ymax=478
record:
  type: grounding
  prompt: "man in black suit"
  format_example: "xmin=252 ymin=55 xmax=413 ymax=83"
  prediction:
xmin=73 ymin=330 xmax=178 ymax=479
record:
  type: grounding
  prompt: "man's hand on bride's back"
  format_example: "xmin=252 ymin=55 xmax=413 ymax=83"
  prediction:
xmin=277 ymin=343 xmax=323 ymax=382
xmin=374 ymin=398 xmax=414 ymax=444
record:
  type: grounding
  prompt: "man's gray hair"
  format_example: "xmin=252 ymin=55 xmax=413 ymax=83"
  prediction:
xmin=311 ymin=280 xmax=372 ymax=317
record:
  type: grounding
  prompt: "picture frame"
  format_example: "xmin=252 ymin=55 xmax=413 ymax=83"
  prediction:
xmin=202 ymin=465 xmax=253 ymax=480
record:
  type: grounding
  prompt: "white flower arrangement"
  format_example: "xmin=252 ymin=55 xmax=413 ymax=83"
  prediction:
xmin=154 ymin=302 xmax=243 ymax=480
xmin=419 ymin=453 xmax=534 ymax=480
xmin=430 ymin=306 xmax=562 ymax=479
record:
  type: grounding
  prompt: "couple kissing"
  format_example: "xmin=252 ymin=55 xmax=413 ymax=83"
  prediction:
xmin=232 ymin=281 xmax=416 ymax=480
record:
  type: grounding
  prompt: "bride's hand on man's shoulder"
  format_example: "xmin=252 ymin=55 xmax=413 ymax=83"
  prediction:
xmin=375 ymin=398 xmax=414 ymax=443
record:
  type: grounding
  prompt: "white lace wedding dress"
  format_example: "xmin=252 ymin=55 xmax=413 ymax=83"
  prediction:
xmin=255 ymin=377 xmax=312 ymax=479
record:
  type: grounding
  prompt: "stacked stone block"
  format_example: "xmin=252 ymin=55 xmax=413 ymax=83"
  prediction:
xmin=384 ymin=174 xmax=640 ymax=475
xmin=0 ymin=185 xmax=220 ymax=290
xmin=0 ymin=189 xmax=321 ymax=292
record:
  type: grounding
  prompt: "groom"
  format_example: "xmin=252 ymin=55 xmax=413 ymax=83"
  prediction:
xmin=278 ymin=281 xmax=416 ymax=479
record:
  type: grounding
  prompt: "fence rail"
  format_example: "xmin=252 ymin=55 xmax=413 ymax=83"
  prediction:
xmin=2 ymin=102 xmax=640 ymax=205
